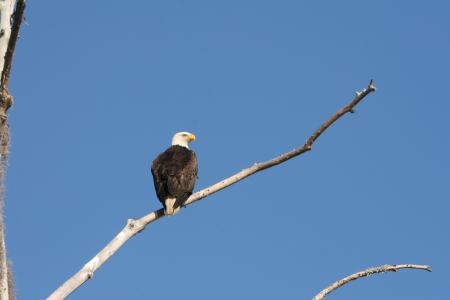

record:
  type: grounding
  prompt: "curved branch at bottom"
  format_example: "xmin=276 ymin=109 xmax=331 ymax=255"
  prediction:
xmin=312 ymin=264 xmax=432 ymax=300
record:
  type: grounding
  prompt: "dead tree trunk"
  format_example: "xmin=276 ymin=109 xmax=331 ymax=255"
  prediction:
xmin=0 ymin=1 xmax=25 ymax=299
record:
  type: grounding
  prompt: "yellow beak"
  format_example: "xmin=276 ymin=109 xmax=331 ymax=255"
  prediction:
xmin=188 ymin=133 xmax=196 ymax=142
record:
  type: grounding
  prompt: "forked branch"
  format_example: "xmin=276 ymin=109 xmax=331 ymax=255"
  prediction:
xmin=312 ymin=264 xmax=432 ymax=300
xmin=48 ymin=81 xmax=376 ymax=300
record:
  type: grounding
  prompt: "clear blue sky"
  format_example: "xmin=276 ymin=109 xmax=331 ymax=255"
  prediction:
xmin=5 ymin=1 xmax=450 ymax=299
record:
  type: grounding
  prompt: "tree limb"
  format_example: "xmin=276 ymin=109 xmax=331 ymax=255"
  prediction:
xmin=312 ymin=264 xmax=432 ymax=300
xmin=47 ymin=80 xmax=376 ymax=300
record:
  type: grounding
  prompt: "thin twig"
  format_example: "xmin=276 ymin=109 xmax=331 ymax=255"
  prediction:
xmin=312 ymin=264 xmax=432 ymax=300
xmin=47 ymin=81 xmax=376 ymax=300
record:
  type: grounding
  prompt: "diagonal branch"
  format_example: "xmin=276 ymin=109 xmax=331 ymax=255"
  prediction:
xmin=312 ymin=264 xmax=432 ymax=300
xmin=47 ymin=80 xmax=376 ymax=300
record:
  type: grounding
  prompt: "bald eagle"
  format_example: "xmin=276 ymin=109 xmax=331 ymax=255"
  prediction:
xmin=151 ymin=132 xmax=198 ymax=216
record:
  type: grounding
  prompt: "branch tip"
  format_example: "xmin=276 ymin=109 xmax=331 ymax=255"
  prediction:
xmin=368 ymin=80 xmax=376 ymax=91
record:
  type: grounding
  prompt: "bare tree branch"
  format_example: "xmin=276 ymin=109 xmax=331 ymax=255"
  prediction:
xmin=47 ymin=81 xmax=376 ymax=300
xmin=0 ymin=1 xmax=25 ymax=299
xmin=312 ymin=264 xmax=432 ymax=300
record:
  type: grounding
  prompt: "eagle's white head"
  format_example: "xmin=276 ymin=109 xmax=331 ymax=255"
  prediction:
xmin=171 ymin=131 xmax=196 ymax=149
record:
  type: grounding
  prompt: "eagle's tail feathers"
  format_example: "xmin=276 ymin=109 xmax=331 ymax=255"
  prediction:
xmin=164 ymin=197 xmax=177 ymax=216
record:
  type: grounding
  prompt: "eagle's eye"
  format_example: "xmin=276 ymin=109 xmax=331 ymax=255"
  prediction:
xmin=182 ymin=133 xmax=188 ymax=137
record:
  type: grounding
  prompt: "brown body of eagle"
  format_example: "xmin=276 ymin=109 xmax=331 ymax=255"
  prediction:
xmin=151 ymin=145 xmax=198 ymax=215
